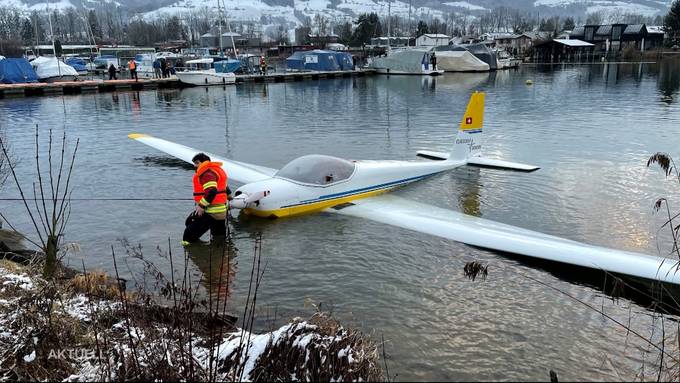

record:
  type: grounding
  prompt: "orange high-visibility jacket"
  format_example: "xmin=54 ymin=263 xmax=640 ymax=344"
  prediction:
xmin=192 ymin=161 xmax=228 ymax=214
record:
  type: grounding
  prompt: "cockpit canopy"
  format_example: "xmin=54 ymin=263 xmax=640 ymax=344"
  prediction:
xmin=275 ymin=154 xmax=356 ymax=186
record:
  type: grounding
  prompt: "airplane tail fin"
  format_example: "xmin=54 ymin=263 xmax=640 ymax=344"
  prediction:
xmin=449 ymin=91 xmax=484 ymax=162
xmin=416 ymin=91 xmax=539 ymax=172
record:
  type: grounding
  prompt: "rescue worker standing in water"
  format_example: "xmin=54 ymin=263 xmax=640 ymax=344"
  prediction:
xmin=182 ymin=153 xmax=230 ymax=245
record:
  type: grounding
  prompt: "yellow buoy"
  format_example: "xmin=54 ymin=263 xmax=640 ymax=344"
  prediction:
xmin=525 ymin=79 xmax=533 ymax=85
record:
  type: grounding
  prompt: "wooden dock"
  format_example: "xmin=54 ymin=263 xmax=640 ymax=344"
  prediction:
xmin=0 ymin=69 xmax=375 ymax=98
xmin=235 ymin=69 xmax=374 ymax=83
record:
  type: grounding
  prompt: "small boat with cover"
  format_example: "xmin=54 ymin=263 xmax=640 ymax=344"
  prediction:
xmin=175 ymin=58 xmax=236 ymax=86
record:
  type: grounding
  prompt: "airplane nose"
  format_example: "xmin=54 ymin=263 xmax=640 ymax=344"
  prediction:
xmin=230 ymin=189 xmax=270 ymax=209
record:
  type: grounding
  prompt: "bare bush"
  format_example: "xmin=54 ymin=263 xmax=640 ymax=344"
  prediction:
xmin=0 ymin=125 xmax=79 ymax=278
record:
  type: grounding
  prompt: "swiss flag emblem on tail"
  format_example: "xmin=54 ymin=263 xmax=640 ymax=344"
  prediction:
xmin=465 ymin=117 xmax=472 ymax=125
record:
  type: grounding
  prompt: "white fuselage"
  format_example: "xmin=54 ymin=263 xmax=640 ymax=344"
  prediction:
xmin=236 ymin=158 xmax=464 ymax=218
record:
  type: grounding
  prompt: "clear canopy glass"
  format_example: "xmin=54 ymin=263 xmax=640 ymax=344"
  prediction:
xmin=275 ymin=154 xmax=356 ymax=185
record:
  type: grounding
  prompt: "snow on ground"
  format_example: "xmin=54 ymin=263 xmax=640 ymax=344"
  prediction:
xmin=534 ymin=0 xmax=585 ymax=6
xmin=534 ymin=0 xmax=666 ymax=15
xmin=144 ymin=0 xmax=445 ymax=26
xmin=0 ymin=269 xmax=34 ymax=291
xmin=0 ymin=265 xmax=380 ymax=382
xmin=145 ymin=0 xmax=298 ymax=24
xmin=336 ymin=0 xmax=445 ymax=20
xmin=587 ymin=1 xmax=661 ymax=16
xmin=28 ymin=0 xmax=77 ymax=11
xmin=443 ymin=1 xmax=487 ymax=11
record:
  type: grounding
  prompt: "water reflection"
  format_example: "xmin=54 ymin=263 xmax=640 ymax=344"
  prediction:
xmin=457 ymin=167 xmax=482 ymax=217
xmin=135 ymin=155 xmax=194 ymax=171
xmin=658 ymin=58 xmax=680 ymax=103
xmin=131 ymin=91 xmax=142 ymax=117
xmin=434 ymin=72 xmax=491 ymax=91
xmin=157 ymin=89 xmax=181 ymax=105
xmin=184 ymin=238 xmax=238 ymax=301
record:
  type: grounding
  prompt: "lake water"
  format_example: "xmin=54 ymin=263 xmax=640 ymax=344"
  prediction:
xmin=2 ymin=59 xmax=680 ymax=380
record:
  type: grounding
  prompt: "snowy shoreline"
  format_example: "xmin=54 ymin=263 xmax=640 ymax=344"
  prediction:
xmin=0 ymin=261 xmax=383 ymax=382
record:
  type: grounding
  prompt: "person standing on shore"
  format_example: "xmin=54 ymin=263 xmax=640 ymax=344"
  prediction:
xmin=153 ymin=59 xmax=161 ymax=79
xmin=259 ymin=56 xmax=266 ymax=75
xmin=108 ymin=63 xmax=117 ymax=80
xmin=128 ymin=59 xmax=138 ymax=81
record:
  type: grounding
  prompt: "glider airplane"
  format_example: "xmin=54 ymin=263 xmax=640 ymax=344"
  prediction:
xmin=129 ymin=92 xmax=680 ymax=286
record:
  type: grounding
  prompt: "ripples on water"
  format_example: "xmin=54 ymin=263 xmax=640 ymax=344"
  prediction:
xmin=1 ymin=60 xmax=680 ymax=380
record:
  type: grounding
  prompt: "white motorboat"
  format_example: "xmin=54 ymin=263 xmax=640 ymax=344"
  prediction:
xmin=175 ymin=58 xmax=236 ymax=86
xmin=496 ymin=50 xmax=521 ymax=69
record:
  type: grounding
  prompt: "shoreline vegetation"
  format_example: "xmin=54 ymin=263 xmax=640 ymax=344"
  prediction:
xmin=0 ymin=230 xmax=384 ymax=381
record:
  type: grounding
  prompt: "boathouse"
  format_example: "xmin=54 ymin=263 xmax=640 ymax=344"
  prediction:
xmin=569 ymin=23 xmax=664 ymax=53
xmin=533 ymin=39 xmax=594 ymax=62
xmin=415 ymin=34 xmax=451 ymax=47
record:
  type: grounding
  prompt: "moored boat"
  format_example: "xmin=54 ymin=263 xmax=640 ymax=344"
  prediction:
xmin=433 ymin=45 xmax=490 ymax=72
xmin=175 ymin=58 xmax=236 ymax=86
xmin=30 ymin=56 xmax=79 ymax=82
xmin=368 ymin=48 xmax=443 ymax=75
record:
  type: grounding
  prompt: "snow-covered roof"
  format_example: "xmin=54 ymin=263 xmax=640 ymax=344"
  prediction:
xmin=596 ymin=25 xmax=612 ymax=35
xmin=648 ymin=26 xmax=665 ymax=34
xmin=570 ymin=26 xmax=585 ymax=37
xmin=482 ymin=32 xmax=520 ymax=40
xmin=186 ymin=58 xmax=214 ymax=64
xmin=522 ymin=31 xmax=551 ymax=40
xmin=553 ymin=39 xmax=594 ymax=47
xmin=420 ymin=34 xmax=451 ymax=39
xmin=623 ymin=24 xmax=645 ymax=35
xmin=221 ymin=32 xmax=241 ymax=37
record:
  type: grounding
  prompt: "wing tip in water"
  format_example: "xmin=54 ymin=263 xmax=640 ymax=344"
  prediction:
xmin=128 ymin=133 xmax=150 ymax=139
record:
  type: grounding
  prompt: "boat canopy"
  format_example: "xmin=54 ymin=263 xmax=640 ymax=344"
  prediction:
xmin=275 ymin=154 xmax=356 ymax=185
xmin=31 ymin=57 xmax=79 ymax=79
xmin=462 ymin=43 xmax=498 ymax=70
xmin=286 ymin=50 xmax=353 ymax=71
xmin=65 ymin=57 xmax=88 ymax=72
xmin=369 ymin=48 xmax=433 ymax=73
xmin=0 ymin=58 xmax=38 ymax=84
xmin=214 ymin=59 xmax=241 ymax=73
xmin=433 ymin=45 xmax=490 ymax=72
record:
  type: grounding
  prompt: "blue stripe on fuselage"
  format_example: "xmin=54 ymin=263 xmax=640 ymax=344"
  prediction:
xmin=281 ymin=171 xmax=444 ymax=208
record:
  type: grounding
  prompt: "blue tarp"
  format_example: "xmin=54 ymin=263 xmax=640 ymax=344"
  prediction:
xmin=286 ymin=50 xmax=345 ymax=71
xmin=0 ymin=58 xmax=39 ymax=84
xmin=333 ymin=52 xmax=354 ymax=70
xmin=65 ymin=57 xmax=87 ymax=72
xmin=214 ymin=59 xmax=241 ymax=73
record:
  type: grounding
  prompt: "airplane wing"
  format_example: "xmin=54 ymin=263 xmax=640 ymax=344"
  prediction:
xmin=128 ymin=133 xmax=277 ymax=184
xmin=330 ymin=195 xmax=680 ymax=285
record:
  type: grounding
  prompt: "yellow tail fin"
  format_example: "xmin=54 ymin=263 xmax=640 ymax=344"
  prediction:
xmin=459 ymin=91 xmax=484 ymax=132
